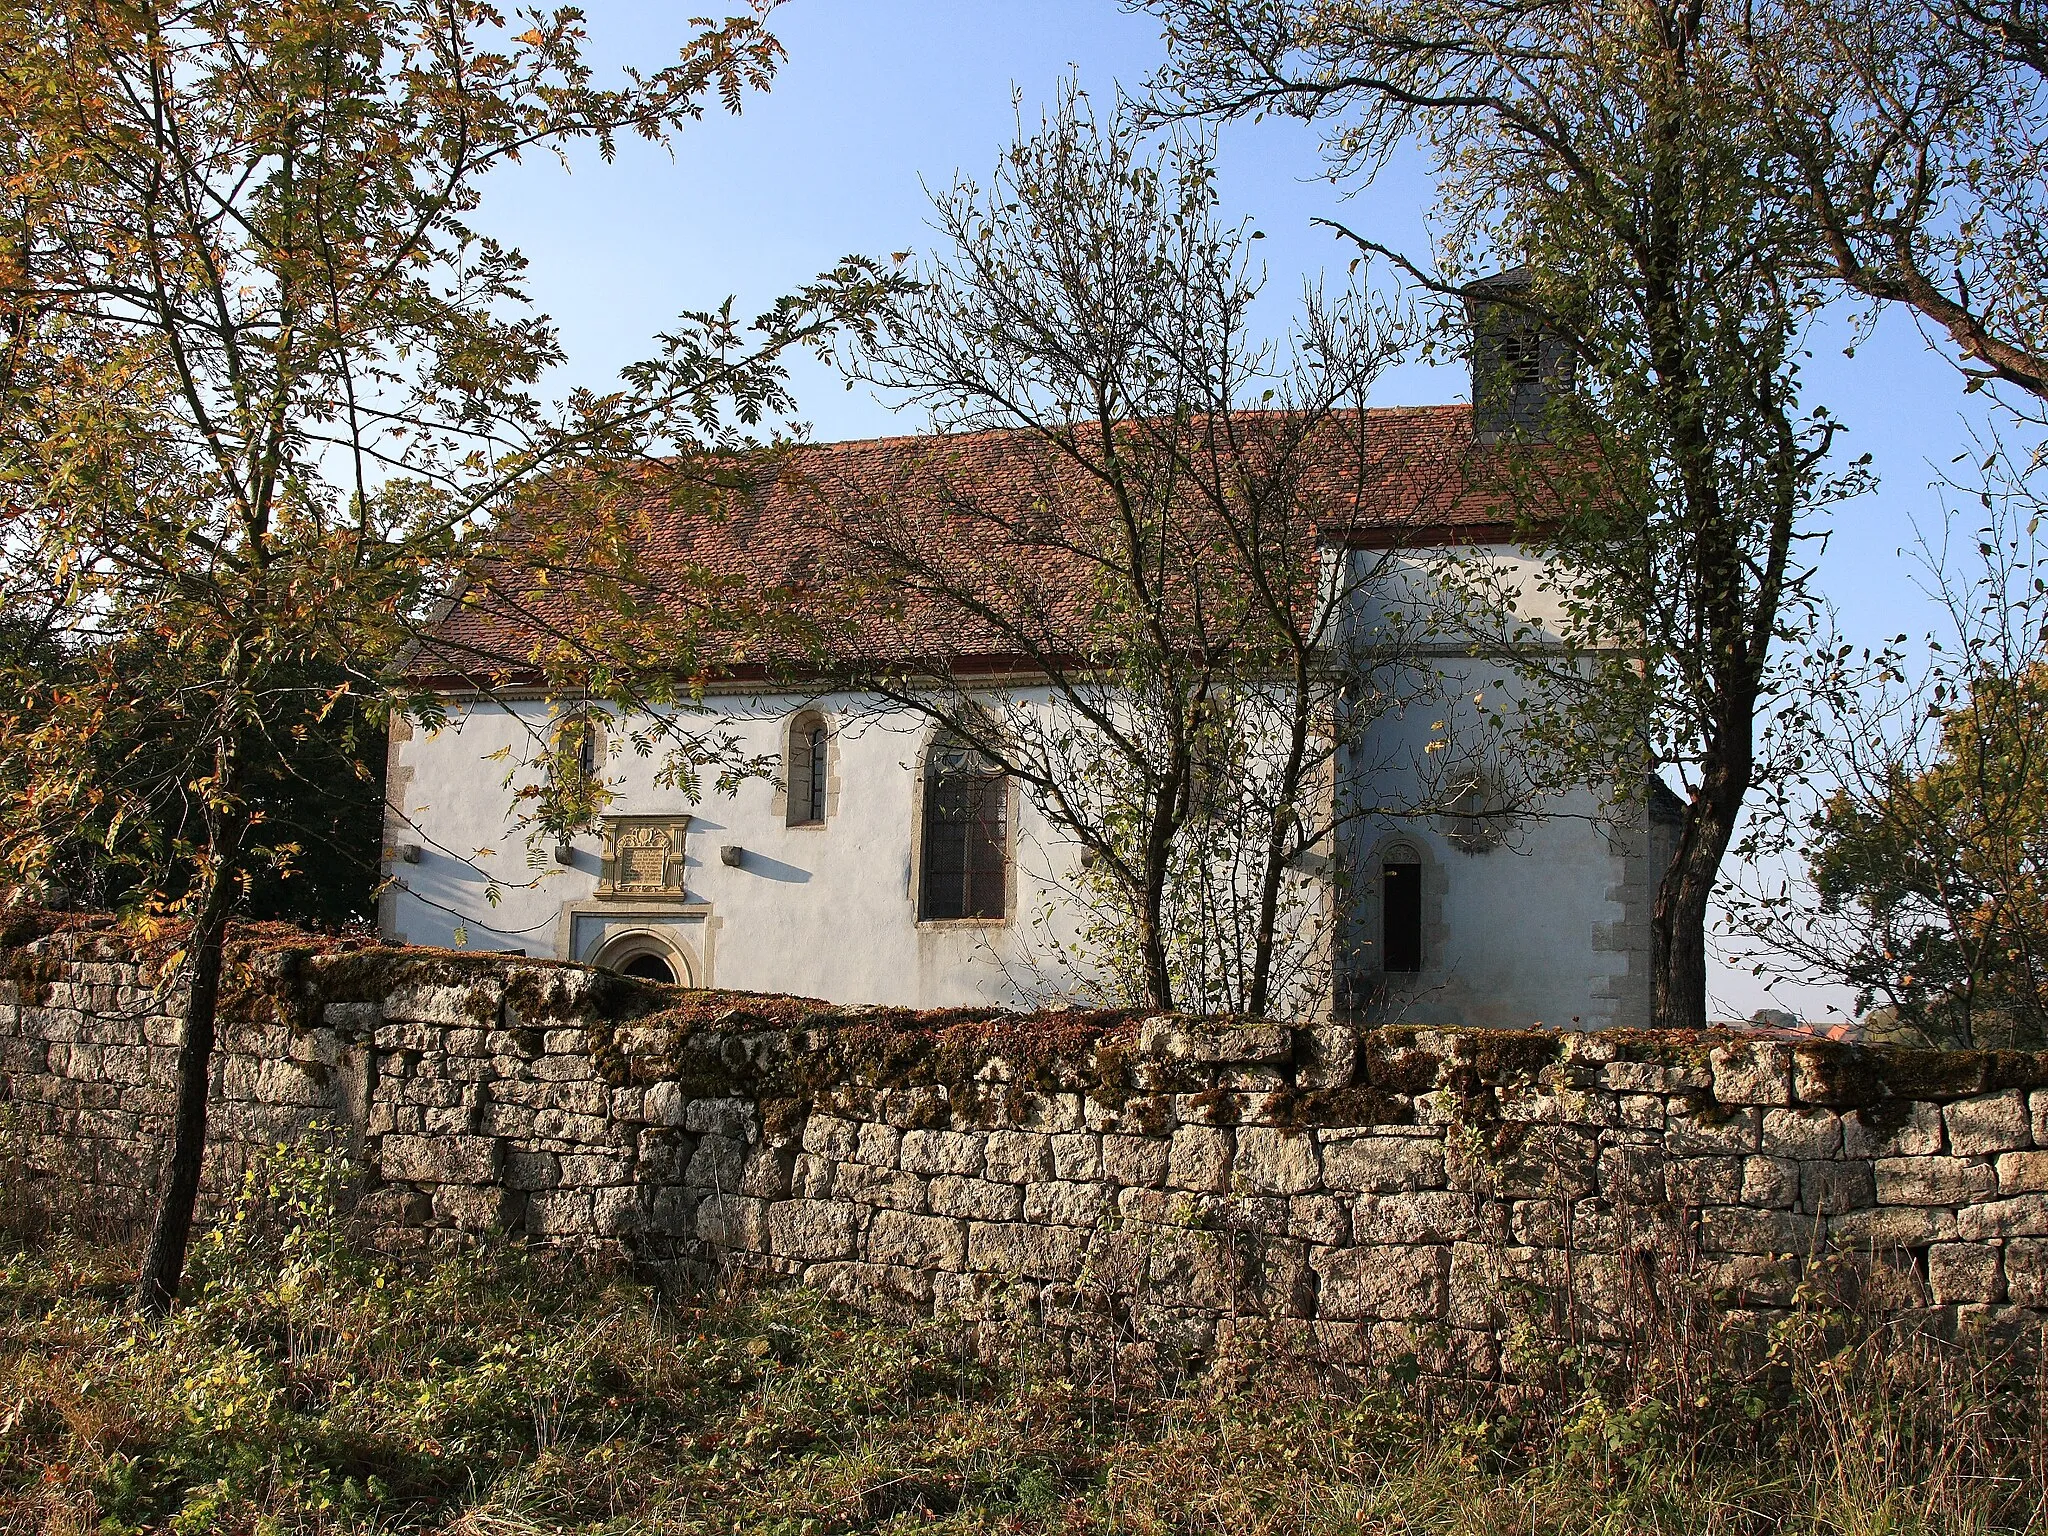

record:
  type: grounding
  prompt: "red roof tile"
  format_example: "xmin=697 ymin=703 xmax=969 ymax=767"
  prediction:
xmin=413 ymin=404 xmax=1518 ymax=686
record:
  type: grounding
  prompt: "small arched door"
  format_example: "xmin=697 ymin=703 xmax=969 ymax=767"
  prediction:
xmin=591 ymin=929 xmax=695 ymax=987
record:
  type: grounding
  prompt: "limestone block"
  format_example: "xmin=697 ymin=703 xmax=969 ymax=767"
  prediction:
xmin=1445 ymin=1242 xmax=1565 ymax=1329
xmin=1019 ymin=1093 xmax=1086 ymax=1134
xmin=875 ymin=1085 xmax=946 ymax=1130
xmin=1711 ymin=1041 xmax=1793 ymax=1106
xmin=1828 ymin=1204 xmax=1955 ymax=1249
xmin=1116 ymin=1187 xmax=1220 ymax=1228
xmin=650 ymin=1186 xmax=699 ymax=1232
xmin=527 ymin=1056 xmax=594 ymax=1084
xmin=1843 ymin=1102 xmax=1943 ymax=1158
xmin=1762 ymin=1107 xmax=1843 ymax=1161
xmin=222 ymin=1055 xmax=325 ymax=1109
xmin=831 ymin=1162 xmax=928 ymax=1212
xmin=384 ymin=983 xmax=489 ymax=1026
xmin=1234 ymin=1128 xmax=1322 ymax=1196
xmin=533 ymin=1081 xmax=608 ymax=1118
xmin=792 ymin=1153 xmax=833 ymax=1200
xmin=1599 ymin=1146 xmax=1667 ymax=1205
xmin=558 ymin=1152 xmax=630 ymax=1188
xmin=2033 ymin=1091 xmax=2048 ymax=1151
xmin=1166 ymin=1126 xmax=1234 ymax=1192
xmin=1740 ymin=1158 xmax=1800 ymax=1209
xmin=502 ymin=1149 xmax=560 ymax=1191
xmin=867 ymin=1210 xmax=967 ymax=1271
xmin=683 ymin=1097 xmax=754 ymax=1141
xmin=1352 ymin=1191 xmax=1487 ymax=1246
xmin=643 ymin=1082 xmax=686 ymax=1128
xmin=1322 ymin=1133 xmax=1444 ymax=1194
xmin=1698 ymin=1205 xmax=1819 ymax=1257
xmin=357 ymin=1186 xmax=434 ymax=1228
xmin=1481 ymin=1123 xmax=1601 ymax=1200
xmin=1953 ymin=1193 xmax=2048 ymax=1240
xmin=685 ymin=1132 xmax=748 ymax=1192
xmin=982 ymin=1130 xmax=1053 ymax=1184
xmin=1620 ymin=1094 xmax=1665 ymax=1131
xmin=695 ymin=1192 xmax=769 ymax=1251
xmin=1289 ymin=1194 xmax=1351 ymax=1246
xmin=477 ymin=1102 xmax=536 ymax=1139
xmin=379 ymin=1133 xmax=498 ymax=1185
xmin=1136 ymin=1226 xmax=1236 ymax=1312
xmin=967 ymin=1220 xmax=1089 ymax=1280
xmin=901 ymin=1129 xmax=984 ymax=1178
xmin=1051 ymin=1133 xmax=1102 ymax=1182
xmin=1140 ymin=1016 xmax=1289 ymax=1065
xmin=769 ymin=1200 xmax=861 ymax=1263
xmin=634 ymin=1130 xmax=696 ymax=1184
xmin=928 ymin=1175 xmax=1024 ymax=1222
xmin=1668 ymin=1107 xmax=1762 ymax=1156
xmin=1947 ymin=1092 xmax=2031 ymax=1156
xmin=802 ymin=1112 xmax=858 ymax=1160
xmin=2002 ymin=1237 xmax=2048 ymax=1306
xmin=1301 ymin=1022 xmax=1358 ymax=1091
xmin=1509 ymin=1197 xmax=1627 ymax=1252
xmin=1023 ymin=1180 xmax=1109 ymax=1228
xmin=1697 ymin=1253 xmax=1801 ymax=1306
xmin=526 ymin=1190 xmax=593 ymax=1236
xmin=1998 ymin=1150 xmax=2048 ymax=1193
xmin=854 ymin=1122 xmax=902 ymax=1168
xmin=1103 ymin=1135 xmax=1171 ymax=1188
xmin=1800 ymin=1160 xmax=1875 ymax=1216
xmin=1928 ymin=1242 xmax=2004 ymax=1304
xmin=1875 ymin=1156 xmax=1998 ymax=1206
xmin=739 ymin=1145 xmax=796 ymax=1201
xmin=593 ymin=1186 xmax=648 ymax=1237
xmin=1314 ymin=1244 xmax=1448 ymax=1322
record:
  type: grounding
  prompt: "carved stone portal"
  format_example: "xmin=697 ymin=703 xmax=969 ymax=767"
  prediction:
xmin=598 ymin=816 xmax=692 ymax=898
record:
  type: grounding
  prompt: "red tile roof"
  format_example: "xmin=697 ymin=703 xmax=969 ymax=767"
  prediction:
xmin=412 ymin=404 xmax=1520 ymax=687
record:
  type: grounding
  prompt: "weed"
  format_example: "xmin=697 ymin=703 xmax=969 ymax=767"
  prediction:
xmin=0 ymin=1146 xmax=2043 ymax=1532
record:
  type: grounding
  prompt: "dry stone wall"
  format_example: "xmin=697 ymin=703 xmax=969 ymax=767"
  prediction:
xmin=7 ymin=922 xmax=2048 ymax=1375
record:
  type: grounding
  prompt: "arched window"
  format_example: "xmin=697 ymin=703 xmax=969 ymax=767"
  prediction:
xmin=787 ymin=712 xmax=829 ymax=826
xmin=1381 ymin=851 xmax=1424 ymax=973
xmin=920 ymin=737 xmax=1008 ymax=920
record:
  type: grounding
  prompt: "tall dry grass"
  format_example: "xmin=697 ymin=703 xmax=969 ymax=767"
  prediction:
xmin=0 ymin=1142 xmax=2040 ymax=1534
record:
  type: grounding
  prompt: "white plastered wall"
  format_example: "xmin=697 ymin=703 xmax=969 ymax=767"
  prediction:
xmin=380 ymin=690 xmax=1096 ymax=1011
xmin=1335 ymin=542 xmax=1652 ymax=1029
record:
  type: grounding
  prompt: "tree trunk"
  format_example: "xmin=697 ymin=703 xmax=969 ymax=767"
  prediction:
xmin=1247 ymin=654 xmax=1315 ymax=1020
xmin=1651 ymin=746 xmax=1747 ymax=1032
xmin=134 ymin=825 xmax=244 ymax=1317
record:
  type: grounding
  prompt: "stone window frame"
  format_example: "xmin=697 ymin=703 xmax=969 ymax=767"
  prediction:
xmin=1361 ymin=833 xmax=1447 ymax=977
xmin=596 ymin=814 xmax=693 ymax=899
xmin=783 ymin=709 xmax=834 ymax=829
xmin=909 ymin=729 xmax=1018 ymax=929
xmin=568 ymin=709 xmax=609 ymax=781
xmin=554 ymin=899 xmax=713 ymax=982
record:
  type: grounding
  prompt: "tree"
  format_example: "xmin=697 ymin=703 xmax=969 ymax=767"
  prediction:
xmin=0 ymin=0 xmax=896 ymax=1313
xmin=1732 ymin=439 xmax=2048 ymax=1048
xmin=1740 ymin=0 xmax=2048 ymax=408
xmin=817 ymin=88 xmax=1469 ymax=1017
xmin=1141 ymin=0 xmax=1869 ymax=1030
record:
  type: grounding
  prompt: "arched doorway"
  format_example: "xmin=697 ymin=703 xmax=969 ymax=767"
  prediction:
xmin=590 ymin=929 xmax=695 ymax=988
xmin=619 ymin=951 xmax=677 ymax=984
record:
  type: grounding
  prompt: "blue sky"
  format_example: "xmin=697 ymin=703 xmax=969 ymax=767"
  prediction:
xmin=480 ymin=1 xmax=2007 ymax=1019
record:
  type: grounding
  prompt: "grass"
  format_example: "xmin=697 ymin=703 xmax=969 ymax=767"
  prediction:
xmin=1 ymin=1145 xmax=2045 ymax=1533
